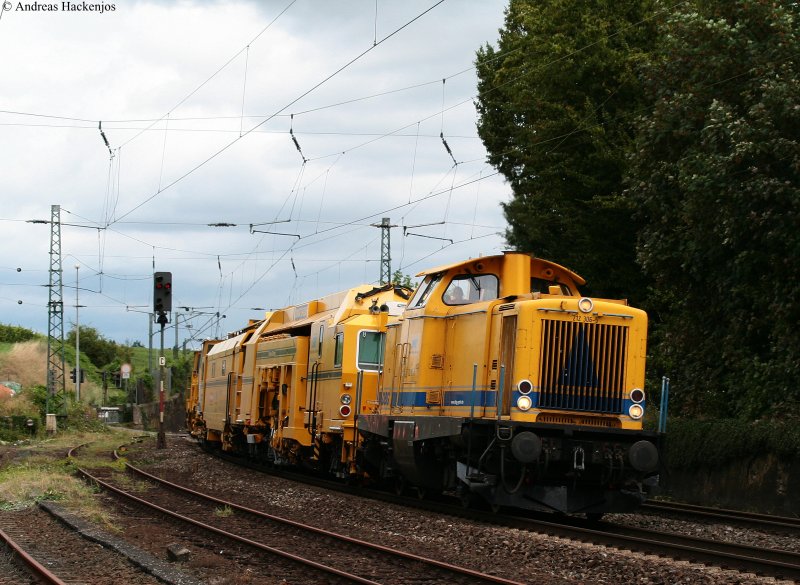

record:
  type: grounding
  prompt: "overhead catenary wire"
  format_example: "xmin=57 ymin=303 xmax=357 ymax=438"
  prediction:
xmin=108 ymin=1 xmax=446 ymax=226
xmin=118 ymin=0 xmax=298 ymax=150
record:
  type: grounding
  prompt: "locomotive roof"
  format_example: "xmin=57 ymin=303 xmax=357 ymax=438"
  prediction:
xmin=415 ymin=251 xmax=586 ymax=285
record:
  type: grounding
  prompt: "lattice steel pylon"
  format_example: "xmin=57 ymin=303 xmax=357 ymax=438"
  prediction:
xmin=46 ymin=204 xmax=66 ymax=413
xmin=372 ymin=217 xmax=396 ymax=285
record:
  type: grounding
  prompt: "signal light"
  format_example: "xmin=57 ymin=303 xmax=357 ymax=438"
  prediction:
xmin=153 ymin=271 xmax=172 ymax=313
xmin=70 ymin=368 xmax=76 ymax=383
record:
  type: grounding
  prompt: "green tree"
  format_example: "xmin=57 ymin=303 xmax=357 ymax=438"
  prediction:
xmin=391 ymin=269 xmax=417 ymax=290
xmin=475 ymin=0 xmax=656 ymax=299
xmin=627 ymin=1 xmax=800 ymax=418
xmin=66 ymin=326 xmax=118 ymax=368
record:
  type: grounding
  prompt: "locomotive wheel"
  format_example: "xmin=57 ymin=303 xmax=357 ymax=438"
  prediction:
xmin=586 ymin=512 xmax=604 ymax=523
xmin=415 ymin=486 xmax=426 ymax=500
xmin=394 ymin=476 xmax=406 ymax=496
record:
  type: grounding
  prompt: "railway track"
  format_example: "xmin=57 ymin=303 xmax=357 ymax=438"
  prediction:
xmin=357 ymin=486 xmax=800 ymax=582
xmin=193 ymin=441 xmax=800 ymax=582
xmin=75 ymin=453 xmax=526 ymax=585
xmin=0 ymin=505 xmax=168 ymax=585
xmin=642 ymin=499 xmax=800 ymax=531
xmin=0 ymin=521 xmax=65 ymax=585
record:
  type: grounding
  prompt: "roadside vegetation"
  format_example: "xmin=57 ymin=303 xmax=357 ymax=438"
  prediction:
xmin=0 ymin=322 xmax=192 ymax=441
xmin=0 ymin=428 xmax=137 ymax=530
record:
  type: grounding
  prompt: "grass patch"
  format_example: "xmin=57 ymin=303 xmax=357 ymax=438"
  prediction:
xmin=214 ymin=505 xmax=234 ymax=518
xmin=0 ymin=428 xmax=139 ymax=532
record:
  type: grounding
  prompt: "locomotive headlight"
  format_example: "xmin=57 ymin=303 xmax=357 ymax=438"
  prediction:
xmin=516 ymin=395 xmax=533 ymax=411
xmin=339 ymin=404 xmax=352 ymax=417
xmin=517 ymin=379 xmax=533 ymax=395
xmin=629 ymin=388 xmax=645 ymax=403
xmin=628 ymin=404 xmax=644 ymax=419
xmin=578 ymin=297 xmax=594 ymax=313
xmin=340 ymin=393 xmax=352 ymax=405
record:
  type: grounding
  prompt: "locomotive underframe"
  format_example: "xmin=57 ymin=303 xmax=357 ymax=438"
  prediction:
xmin=357 ymin=414 xmax=660 ymax=514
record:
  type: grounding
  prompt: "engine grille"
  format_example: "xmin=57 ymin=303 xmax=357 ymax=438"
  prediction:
xmin=537 ymin=319 xmax=628 ymax=414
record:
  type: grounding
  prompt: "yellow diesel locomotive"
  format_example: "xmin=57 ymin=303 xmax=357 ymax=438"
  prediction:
xmin=187 ymin=252 xmax=661 ymax=516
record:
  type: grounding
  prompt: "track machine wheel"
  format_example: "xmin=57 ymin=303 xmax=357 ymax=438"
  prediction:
xmin=585 ymin=512 xmax=604 ymax=523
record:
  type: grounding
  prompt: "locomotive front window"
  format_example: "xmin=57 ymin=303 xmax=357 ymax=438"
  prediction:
xmin=357 ymin=330 xmax=385 ymax=371
xmin=408 ymin=273 xmax=443 ymax=308
xmin=443 ymin=274 xmax=499 ymax=305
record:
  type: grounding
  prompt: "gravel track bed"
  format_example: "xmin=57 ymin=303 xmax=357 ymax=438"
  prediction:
xmin=122 ymin=434 xmax=796 ymax=584
xmin=0 ymin=507 xmax=165 ymax=585
xmin=92 ymin=465 xmax=506 ymax=585
xmin=605 ymin=511 xmax=800 ymax=554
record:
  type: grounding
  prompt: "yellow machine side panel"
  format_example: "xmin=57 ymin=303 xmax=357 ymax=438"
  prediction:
xmin=255 ymin=336 xmax=311 ymax=447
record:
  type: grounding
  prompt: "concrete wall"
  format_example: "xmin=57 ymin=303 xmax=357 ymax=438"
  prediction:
xmin=662 ymin=454 xmax=799 ymax=516
xmin=132 ymin=394 xmax=185 ymax=432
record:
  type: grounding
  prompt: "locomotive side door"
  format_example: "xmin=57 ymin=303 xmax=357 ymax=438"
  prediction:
xmin=498 ymin=314 xmax=518 ymax=417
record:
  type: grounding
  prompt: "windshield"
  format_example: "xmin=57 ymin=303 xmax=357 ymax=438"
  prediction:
xmin=443 ymin=274 xmax=499 ymax=305
xmin=408 ymin=273 xmax=443 ymax=308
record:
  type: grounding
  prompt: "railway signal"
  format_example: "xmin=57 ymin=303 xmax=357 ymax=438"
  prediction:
xmin=153 ymin=272 xmax=172 ymax=313
xmin=69 ymin=368 xmax=84 ymax=383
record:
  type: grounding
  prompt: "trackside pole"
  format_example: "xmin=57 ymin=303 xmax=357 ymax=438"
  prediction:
xmin=658 ymin=376 xmax=670 ymax=434
xmin=157 ymin=312 xmax=168 ymax=449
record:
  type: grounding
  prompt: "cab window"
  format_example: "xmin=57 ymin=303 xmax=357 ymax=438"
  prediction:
xmin=334 ymin=332 xmax=344 ymax=368
xmin=531 ymin=278 xmax=571 ymax=295
xmin=357 ymin=331 xmax=385 ymax=371
xmin=443 ymin=274 xmax=499 ymax=305
xmin=408 ymin=273 xmax=443 ymax=308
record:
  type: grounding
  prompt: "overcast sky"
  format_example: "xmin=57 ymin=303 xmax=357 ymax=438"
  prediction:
xmin=0 ymin=0 xmax=510 ymax=347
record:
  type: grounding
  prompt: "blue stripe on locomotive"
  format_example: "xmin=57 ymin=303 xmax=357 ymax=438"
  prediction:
xmin=379 ymin=387 xmax=644 ymax=416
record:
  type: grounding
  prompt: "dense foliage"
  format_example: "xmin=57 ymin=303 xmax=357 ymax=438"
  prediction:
xmin=627 ymin=1 xmax=800 ymax=418
xmin=475 ymin=0 xmax=656 ymax=300
xmin=477 ymin=0 xmax=799 ymax=419
xmin=66 ymin=326 xmax=118 ymax=369
xmin=0 ymin=324 xmax=38 ymax=344
xmin=665 ymin=418 xmax=800 ymax=470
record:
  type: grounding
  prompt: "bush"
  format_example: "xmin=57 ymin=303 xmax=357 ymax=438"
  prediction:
xmin=0 ymin=393 xmax=40 ymax=441
xmin=665 ymin=418 xmax=800 ymax=470
xmin=0 ymin=324 xmax=38 ymax=344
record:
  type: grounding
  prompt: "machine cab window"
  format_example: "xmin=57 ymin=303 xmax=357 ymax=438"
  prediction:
xmin=357 ymin=330 xmax=385 ymax=371
xmin=443 ymin=274 xmax=499 ymax=305
xmin=408 ymin=273 xmax=443 ymax=308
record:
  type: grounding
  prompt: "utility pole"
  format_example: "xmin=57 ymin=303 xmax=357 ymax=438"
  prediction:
xmin=371 ymin=217 xmax=396 ymax=285
xmin=45 ymin=204 xmax=66 ymax=415
xmin=75 ymin=264 xmax=81 ymax=401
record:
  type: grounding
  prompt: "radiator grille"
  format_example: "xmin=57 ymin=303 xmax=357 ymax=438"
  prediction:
xmin=535 ymin=413 xmax=620 ymax=428
xmin=538 ymin=319 xmax=628 ymax=414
